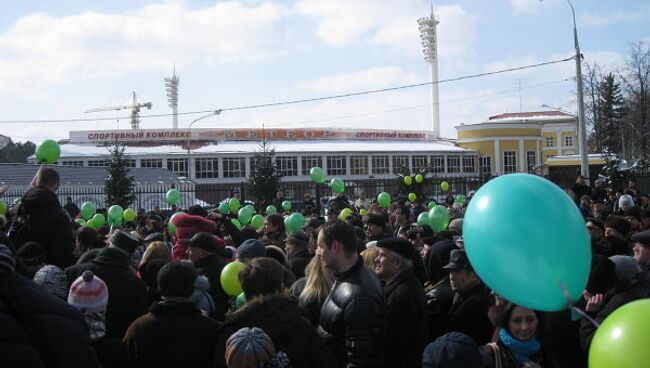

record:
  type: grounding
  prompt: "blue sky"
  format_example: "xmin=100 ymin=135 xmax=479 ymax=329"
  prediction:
xmin=0 ymin=0 xmax=648 ymax=143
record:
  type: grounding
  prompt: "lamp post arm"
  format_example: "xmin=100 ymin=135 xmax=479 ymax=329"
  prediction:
xmin=186 ymin=110 xmax=221 ymax=180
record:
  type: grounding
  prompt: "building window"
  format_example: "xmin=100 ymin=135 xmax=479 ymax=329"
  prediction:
xmin=167 ymin=158 xmax=188 ymax=177
xmin=124 ymin=160 xmax=136 ymax=168
xmin=350 ymin=156 xmax=369 ymax=175
xmin=447 ymin=155 xmax=461 ymax=173
xmin=276 ymin=156 xmax=298 ymax=177
xmin=88 ymin=160 xmax=108 ymax=167
xmin=480 ymin=156 xmax=491 ymax=175
xmin=141 ymin=159 xmax=162 ymax=168
xmin=61 ymin=161 xmax=84 ymax=166
xmin=223 ymin=157 xmax=246 ymax=178
xmin=526 ymin=151 xmax=537 ymax=173
xmin=327 ymin=156 xmax=347 ymax=176
xmin=462 ymin=156 xmax=475 ymax=173
xmin=565 ymin=136 xmax=574 ymax=147
xmin=371 ymin=155 xmax=389 ymax=174
xmin=301 ymin=156 xmax=322 ymax=176
xmin=431 ymin=155 xmax=445 ymax=173
xmin=546 ymin=136 xmax=554 ymax=147
xmin=392 ymin=155 xmax=409 ymax=174
xmin=503 ymin=151 xmax=517 ymax=173
xmin=195 ymin=158 xmax=218 ymax=178
xmin=412 ymin=155 xmax=428 ymax=171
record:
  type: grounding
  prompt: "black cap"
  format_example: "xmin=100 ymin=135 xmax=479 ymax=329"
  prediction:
xmin=143 ymin=232 xmax=164 ymax=243
xmin=157 ymin=261 xmax=197 ymax=298
xmin=110 ymin=230 xmax=140 ymax=254
xmin=367 ymin=214 xmax=385 ymax=227
xmin=303 ymin=218 xmax=323 ymax=230
xmin=586 ymin=217 xmax=605 ymax=231
xmin=442 ymin=249 xmax=473 ymax=271
xmin=631 ymin=229 xmax=650 ymax=247
xmin=190 ymin=232 xmax=218 ymax=253
xmin=376 ymin=238 xmax=416 ymax=261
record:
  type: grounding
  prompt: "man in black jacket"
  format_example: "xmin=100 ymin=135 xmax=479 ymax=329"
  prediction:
xmin=317 ymin=220 xmax=385 ymax=368
xmin=375 ymin=238 xmax=428 ymax=368
xmin=66 ymin=230 xmax=148 ymax=339
xmin=188 ymin=231 xmax=229 ymax=321
xmin=14 ymin=167 xmax=74 ymax=268
xmin=441 ymin=249 xmax=492 ymax=345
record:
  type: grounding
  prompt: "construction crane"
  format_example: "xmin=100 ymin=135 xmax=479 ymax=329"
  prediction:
xmin=85 ymin=92 xmax=152 ymax=129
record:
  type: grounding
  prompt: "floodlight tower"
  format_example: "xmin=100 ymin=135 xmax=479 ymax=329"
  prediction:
xmin=165 ymin=67 xmax=179 ymax=129
xmin=418 ymin=4 xmax=440 ymax=138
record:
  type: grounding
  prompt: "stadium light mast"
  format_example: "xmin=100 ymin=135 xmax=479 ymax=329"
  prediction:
xmin=418 ymin=3 xmax=441 ymax=138
xmin=165 ymin=66 xmax=179 ymax=129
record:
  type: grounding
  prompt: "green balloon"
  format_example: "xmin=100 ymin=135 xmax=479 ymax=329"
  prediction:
xmin=330 ymin=178 xmax=345 ymax=194
xmin=235 ymin=292 xmax=247 ymax=309
xmin=377 ymin=192 xmax=391 ymax=208
xmin=108 ymin=205 xmax=124 ymax=221
xmin=266 ymin=205 xmax=277 ymax=215
xmin=167 ymin=221 xmax=176 ymax=234
xmin=229 ymin=198 xmax=241 ymax=213
xmin=220 ymin=261 xmax=246 ymax=296
xmin=251 ymin=215 xmax=264 ymax=230
xmin=123 ymin=208 xmax=136 ymax=222
xmin=359 ymin=209 xmax=368 ymax=216
xmin=338 ymin=208 xmax=352 ymax=220
xmin=284 ymin=216 xmax=294 ymax=234
xmin=428 ymin=201 xmax=436 ymax=209
xmin=289 ymin=212 xmax=305 ymax=231
xmin=92 ymin=214 xmax=106 ymax=227
xmin=108 ymin=216 xmax=123 ymax=228
xmin=218 ymin=202 xmax=230 ymax=214
xmin=35 ymin=139 xmax=61 ymax=164
xmin=80 ymin=202 xmax=96 ymax=220
xmin=282 ymin=200 xmax=292 ymax=211
xmin=441 ymin=181 xmax=450 ymax=192
xmin=309 ymin=166 xmax=325 ymax=184
xmin=404 ymin=176 xmax=412 ymax=185
xmin=408 ymin=193 xmax=417 ymax=202
xmin=84 ymin=219 xmax=97 ymax=230
xmin=238 ymin=207 xmax=252 ymax=225
xmin=166 ymin=189 xmax=181 ymax=205
xmin=428 ymin=205 xmax=450 ymax=232
xmin=75 ymin=218 xmax=86 ymax=226
xmin=0 ymin=201 xmax=6 ymax=216
xmin=456 ymin=194 xmax=465 ymax=205
xmin=231 ymin=218 xmax=242 ymax=230
xmin=417 ymin=212 xmax=429 ymax=227
xmin=246 ymin=204 xmax=256 ymax=214
xmin=589 ymin=299 xmax=650 ymax=368
xmin=415 ymin=174 xmax=424 ymax=183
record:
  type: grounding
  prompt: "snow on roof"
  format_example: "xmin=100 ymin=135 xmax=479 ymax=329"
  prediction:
xmin=487 ymin=111 xmax=576 ymax=124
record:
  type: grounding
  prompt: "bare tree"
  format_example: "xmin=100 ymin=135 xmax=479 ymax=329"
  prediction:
xmin=620 ymin=42 xmax=650 ymax=160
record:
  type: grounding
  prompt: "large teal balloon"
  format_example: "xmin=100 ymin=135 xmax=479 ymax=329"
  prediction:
xmin=463 ymin=174 xmax=591 ymax=312
xmin=589 ymin=299 xmax=650 ymax=368
xmin=35 ymin=139 xmax=61 ymax=164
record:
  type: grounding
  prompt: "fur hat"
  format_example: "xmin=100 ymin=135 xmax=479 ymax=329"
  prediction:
xmin=172 ymin=214 xmax=217 ymax=240
xmin=367 ymin=214 xmax=386 ymax=227
xmin=605 ymin=215 xmax=630 ymax=237
xmin=33 ymin=265 xmax=68 ymax=300
xmin=68 ymin=270 xmax=109 ymax=313
xmin=157 ymin=261 xmax=197 ymax=298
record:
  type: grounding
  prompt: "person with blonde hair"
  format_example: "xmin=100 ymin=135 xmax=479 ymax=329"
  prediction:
xmin=297 ymin=254 xmax=335 ymax=325
xmin=139 ymin=241 xmax=171 ymax=267
xmin=361 ymin=246 xmax=381 ymax=271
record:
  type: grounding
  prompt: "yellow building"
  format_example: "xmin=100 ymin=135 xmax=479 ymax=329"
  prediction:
xmin=455 ymin=111 xmax=579 ymax=175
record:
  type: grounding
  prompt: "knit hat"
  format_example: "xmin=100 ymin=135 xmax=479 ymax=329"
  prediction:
xmin=586 ymin=255 xmax=618 ymax=294
xmin=605 ymin=215 xmax=631 ymax=237
xmin=448 ymin=218 xmax=463 ymax=235
xmin=239 ymin=239 xmax=266 ymax=260
xmin=0 ymin=244 xmax=16 ymax=273
xmin=109 ymin=230 xmax=140 ymax=254
xmin=225 ymin=327 xmax=275 ymax=368
xmin=367 ymin=214 xmax=386 ymax=227
xmin=609 ymin=255 xmax=640 ymax=282
xmin=68 ymin=270 xmax=109 ymax=312
xmin=619 ymin=194 xmax=635 ymax=208
xmin=16 ymin=241 xmax=46 ymax=267
xmin=265 ymin=245 xmax=287 ymax=265
xmin=172 ymin=214 xmax=217 ymax=240
xmin=422 ymin=332 xmax=482 ymax=368
xmin=33 ymin=265 xmax=68 ymax=300
xmin=624 ymin=207 xmax=642 ymax=221
xmin=631 ymin=229 xmax=650 ymax=247
xmin=157 ymin=261 xmax=197 ymax=298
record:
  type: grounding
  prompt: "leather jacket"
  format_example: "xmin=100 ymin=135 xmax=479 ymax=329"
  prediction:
xmin=319 ymin=257 xmax=385 ymax=368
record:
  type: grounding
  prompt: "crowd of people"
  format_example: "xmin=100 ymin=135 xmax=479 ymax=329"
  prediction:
xmin=1 ymin=167 xmax=650 ymax=367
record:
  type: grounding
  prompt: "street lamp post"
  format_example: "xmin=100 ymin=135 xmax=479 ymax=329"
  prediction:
xmin=186 ymin=110 xmax=221 ymax=179
xmin=566 ymin=0 xmax=590 ymax=183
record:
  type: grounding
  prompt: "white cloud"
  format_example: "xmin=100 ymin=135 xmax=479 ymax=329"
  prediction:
xmin=581 ymin=10 xmax=648 ymax=27
xmin=509 ymin=0 xmax=545 ymax=15
xmin=306 ymin=66 xmax=421 ymax=94
xmin=0 ymin=2 xmax=286 ymax=96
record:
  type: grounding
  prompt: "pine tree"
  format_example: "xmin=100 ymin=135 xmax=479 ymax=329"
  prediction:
xmin=0 ymin=138 xmax=36 ymax=163
xmin=105 ymin=144 xmax=136 ymax=208
xmin=247 ymin=138 xmax=283 ymax=209
xmin=597 ymin=73 xmax=625 ymax=154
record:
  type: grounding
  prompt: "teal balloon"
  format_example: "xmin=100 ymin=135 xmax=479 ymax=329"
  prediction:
xmin=266 ymin=205 xmax=277 ymax=215
xmin=417 ymin=212 xmax=429 ymax=227
xmin=218 ymin=202 xmax=230 ymax=214
xmin=428 ymin=205 xmax=450 ymax=232
xmin=310 ymin=166 xmax=325 ymax=184
xmin=463 ymin=174 xmax=591 ymax=312
xmin=228 ymin=198 xmax=241 ymax=213
xmin=329 ymin=178 xmax=345 ymax=193
xmin=35 ymin=139 xmax=61 ymax=164
xmin=282 ymin=201 xmax=292 ymax=211
xmin=238 ymin=207 xmax=252 ymax=225
xmin=236 ymin=292 xmax=247 ymax=309
xmin=92 ymin=214 xmax=106 ymax=227
xmin=108 ymin=205 xmax=124 ymax=220
xmin=289 ymin=212 xmax=305 ymax=231
xmin=377 ymin=192 xmax=391 ymax=208
xmin=251 ymin=214 xmax=264 ymax=230
xmin=80 ymin=202 xmax=96 ymax=220
xmin=166 ymin=189 xmax=181 ymax=205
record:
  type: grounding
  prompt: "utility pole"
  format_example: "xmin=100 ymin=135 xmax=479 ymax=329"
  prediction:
xmin=418 ymin=2 xmax=441 ymax=138
xmin=165 ymin=66 xmax=179 ymax=129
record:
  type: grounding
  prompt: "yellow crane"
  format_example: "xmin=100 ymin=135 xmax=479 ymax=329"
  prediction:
xmin=85 ymin=92 xmax=152 ymax=129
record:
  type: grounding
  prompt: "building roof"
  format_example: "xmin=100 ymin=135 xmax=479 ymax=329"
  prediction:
xmin=51 ymin=139 xmax=470 ymax=158
xmin=0 ymin=163 xmax=190 ymax=186
xmin=489 ymin=111 xmax=573 ymax=120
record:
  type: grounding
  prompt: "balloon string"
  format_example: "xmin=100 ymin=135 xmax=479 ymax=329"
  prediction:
xmin=558 ymin=280 xmax=600 ymax=328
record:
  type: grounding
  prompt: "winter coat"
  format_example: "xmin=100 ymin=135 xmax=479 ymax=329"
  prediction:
xmin=580 ymin=279 xmax=646 ymax=351
xmin=261 ymin=230 xmax=286 ymax=248
xmin=194 ymin=253 xmax=229 ymax=321
xmin=539 ymin=310 xmax=586 ymax=368
xmin=424 ymin=238 xmax=456 ymax=285
xmin=66 ymin=247 xmax=149 ymax=339
xmin=425 ymin=276 xmax=454 ymax=340
xmin=382 ymin=269 xmax=428 ymax=368
xmin=319 ymin=256 xmax=385 ymax=368
xmin=479 ymin=340 xmax=543 ymax=368
xmin=0 ymin=269 xmax=101 ymax=368
xmin=444 ymin=283 xmax=493 ymax=345
xmin=214 ymin=293 xmax=337 ymax=368
xmin=287 ymin=249 xmax=312 ymax=279
xmin=92 ymin=338 xmax=133 ymax=368
xmin=124 ymin=299 xmax=220 ymax=368
xmin=15 ymin=186 xmax=75 ymax=268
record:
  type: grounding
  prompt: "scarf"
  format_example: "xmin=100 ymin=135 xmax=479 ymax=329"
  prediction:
xmin=83 ymin=311 xmax=106 ymax=342
xmin=499 ymin=328 xmax=541 ymax=367
xmin=262 ymin=351 xmax=291 ymax=368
